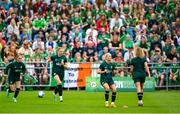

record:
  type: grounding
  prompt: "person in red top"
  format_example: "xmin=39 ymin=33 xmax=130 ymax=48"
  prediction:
xmin=33 ymin=0 xmax=47 ymax=16
xmin=96 ymin=13 xmax=109 ymax=32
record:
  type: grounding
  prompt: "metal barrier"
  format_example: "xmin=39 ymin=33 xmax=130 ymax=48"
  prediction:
xmin=0 ymin=61 xmax=52 ymax=90
xmin=0 ymin=62 xmax=179 ymax=91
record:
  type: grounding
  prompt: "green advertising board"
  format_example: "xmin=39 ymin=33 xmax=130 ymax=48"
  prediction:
xmin=86 ymin=77 xmax=155 ymax=92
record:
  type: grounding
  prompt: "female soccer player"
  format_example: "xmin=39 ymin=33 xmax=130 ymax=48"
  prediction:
xmin=45 ymin=47 xmax=67 ymax=102
xmin=97 ymin=53 xmax=117 ymax=108
xmin=5 ymin=54 xmax=26 ymax=103
xmin=128 ymin=47 xmax=151 ymax=106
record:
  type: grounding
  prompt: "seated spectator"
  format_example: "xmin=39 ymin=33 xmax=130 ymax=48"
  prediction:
xmin=169 ymin=57 xmax=179 ymax=84
xmin=96 ymin=12 xmax=109 ymax=32
xmin=32 ymin=14 xmax=47 ymax=40
xmin=72 ymin=26 xmax=83 ymax=42
xmin=150 ymin=34 xmax=162 ymax=52
xmin=32 ymin=37 xmax=45 ymax=51
xmin=152 ymin=58 xmax=166 ymax=87
xmin=46 ymin=36 xmax=56 ymax=51
xmin=113 ymin=49 xmax=124 ymax=77
xmin=166 ymin=46 xmax=177 ymax=63
xmin=150 ymin=47 xmax=163 ymax=63
xmin=110 ymin=12 xmax=123 ymax=32
xmin=72 ymin=52 xmax=84 ymax=63
xmin=84 ymin=40 xmax=97 ymax=60
xmin=85 ymin=24 xmax=98 ymax=45
xmin=124 ymin=46 xmax=135 ymax=62
xmin=97 ymin=28 xmax=110 ymax=52
xmin=18 ymin=40 xmax=33 ymax=61
xmin=71 ymin=41 xmax=83 ymax=58
xmin=98 ymin=46 xmax=109 ymax=61
xmin=135 ymin=21 xmax=147 ymax=35
xmin=123 ymin=34 xmax=135 ymax=51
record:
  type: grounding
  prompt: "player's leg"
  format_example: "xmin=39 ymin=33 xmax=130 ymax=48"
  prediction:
xmin=13 ymin=81 xmax=21 ymax=103
xmin=135 ymin=81 xmax=143 ymax=106
xmin=102 ymin=83 xmax=110 ymax=108
xmin=54 ymin=75 xmax=63 ymax=102
xmin=110 ymin=83 xmax=117 ymax=108
xmin=7 ymin=77 xmax=15 ymax=97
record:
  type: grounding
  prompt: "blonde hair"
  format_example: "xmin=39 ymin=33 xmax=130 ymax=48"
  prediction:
xmin=105 ymin=53 xmax=112 ymax=60
xmin=135 ymin=47 xmax=144 ymax=58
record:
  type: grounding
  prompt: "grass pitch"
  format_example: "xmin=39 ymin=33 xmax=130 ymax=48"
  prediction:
xmin=0 ymin=91 xmax=180 ymax=113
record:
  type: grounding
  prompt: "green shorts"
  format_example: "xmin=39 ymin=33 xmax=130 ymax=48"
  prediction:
xmin=133 ymin=72 xmax=146 ymax=83
xmin=8 ymin=76 xmax=20 ymax=84
xmin=52 ymin=71 xmax=64 ymax=81
xmin=100 ymin=77 xmax=114 ymax=86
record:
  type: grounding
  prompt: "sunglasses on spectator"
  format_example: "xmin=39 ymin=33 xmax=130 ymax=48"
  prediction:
xmin=155 ymin=50 xmax=160 ymax=52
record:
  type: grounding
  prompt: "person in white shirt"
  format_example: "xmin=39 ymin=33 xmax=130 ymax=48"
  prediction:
xmin=110 ymin=12 xmax=123 ymax=32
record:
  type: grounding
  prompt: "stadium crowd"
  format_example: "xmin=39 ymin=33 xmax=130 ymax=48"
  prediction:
xmin=0 ymin=0 xmax=179 ymax=86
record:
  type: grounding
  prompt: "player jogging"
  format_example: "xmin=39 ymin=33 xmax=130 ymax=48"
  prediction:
xmin=127 ymin=47 xmax=151 ymax=106
xmin=5 ymin=54 xmax=26 ymax=103
xmin=97 ymin=53 xmax=117 ymax=108
xmin=45 ymin=47 xmax=67 ymax=102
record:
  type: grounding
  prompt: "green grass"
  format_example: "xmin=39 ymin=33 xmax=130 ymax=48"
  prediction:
xmin=0 ymin=91 xmax=180 ymax=113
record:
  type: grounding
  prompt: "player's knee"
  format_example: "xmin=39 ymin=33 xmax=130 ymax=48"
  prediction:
xmin=105 ymin=87 xmax=110 ymax=91
xmin=16 ymin=88 xmax=20 ymax=91
xmin=112 ymin=92 xmax=117 ymax=95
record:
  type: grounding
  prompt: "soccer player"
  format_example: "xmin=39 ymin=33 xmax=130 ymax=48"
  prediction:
xmin=45 ymin=47 xmax=67 ymax=102
xmin=97 ymin=53 xmax=117 ymax=108
xmin=127 ymin=47 xmax=151 ymax=106
xmin=5 ymin=54 xmax=26 ymax=103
